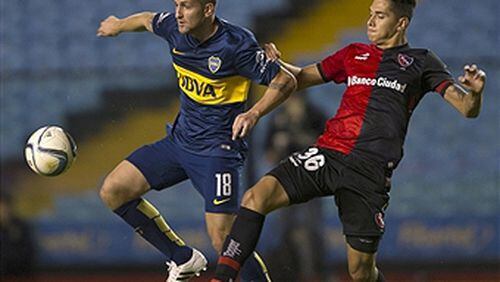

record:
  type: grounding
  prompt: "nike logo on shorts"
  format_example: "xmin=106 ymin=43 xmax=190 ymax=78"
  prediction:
xmin=213 ymin=198 xmax=231 ymax=205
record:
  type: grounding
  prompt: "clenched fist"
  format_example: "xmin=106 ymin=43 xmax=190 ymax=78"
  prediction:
xmin=97 ymin=16 xmax=122 ymax=37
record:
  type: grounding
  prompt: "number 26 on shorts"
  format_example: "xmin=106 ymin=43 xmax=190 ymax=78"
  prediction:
xmin=292 ymin=147 xmax=325 ymax=172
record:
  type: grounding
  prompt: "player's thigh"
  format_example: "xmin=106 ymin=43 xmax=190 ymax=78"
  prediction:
xmin=100 ymin=160 xmax=151 ymax=209
xmin=241 ymin=175 xmax=290 ymax=215
xmin=335 ymin=171 xmax=388 ymax=253
xmin=126 ymin=137 xmax=188 ymax=191
xmin=104 ymin=160 xmax=150 ymax=194
xmin=257 ymin=146 xmax=337 ymax=214
xmin=205 ymin=212 xmax=236 ymax=252
xmin=186 ymin=155 xmax=243 ymax=214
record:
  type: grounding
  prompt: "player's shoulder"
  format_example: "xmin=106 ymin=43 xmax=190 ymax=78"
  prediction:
xmin=340 ymin=42 xmax=371 ymax=54
xmin=406 ymin=46 xmax=444 ymax=63
xmin=406 ymin=46 xmax=436 ymax=56
xmin=151 ymin=11 xmax=177 ymax=37
xmin=349 ymin=42 xmax=371 ymax=49
xmin=154 ymin=11 xmax=174 ymax=24
xmin=218 ymin=18 xmax=257 ymax=46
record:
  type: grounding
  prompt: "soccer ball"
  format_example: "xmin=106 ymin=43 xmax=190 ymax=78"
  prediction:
xmin=25 ymin=125 xmax=77 ymax=176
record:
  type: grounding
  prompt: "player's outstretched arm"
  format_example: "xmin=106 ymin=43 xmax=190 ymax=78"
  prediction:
xmin=232 ymin=70 xmax=297 ymax=140
xmin=443 ymin=64 xmax=486 ymax=118
xmin=264 ymin=43 xmax=325 ymax=91
xmin=97 ymin=12 xmax=155 ymax=37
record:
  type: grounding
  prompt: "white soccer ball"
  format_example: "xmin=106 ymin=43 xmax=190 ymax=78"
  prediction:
xmin=24 ymin=125 xmax=77 ymax=176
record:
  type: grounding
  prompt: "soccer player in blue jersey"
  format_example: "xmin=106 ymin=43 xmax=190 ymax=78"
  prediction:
xmin=96 ymin=0 xmax=296 ymax=281
xmin=211 ymin=0 xmax=487 ymax=281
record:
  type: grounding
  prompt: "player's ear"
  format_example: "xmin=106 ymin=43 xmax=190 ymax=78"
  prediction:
xmin=204 ymin=2 xmax=215 ymax=17
xmin=397 ymin=16 xmax=409 ymax=32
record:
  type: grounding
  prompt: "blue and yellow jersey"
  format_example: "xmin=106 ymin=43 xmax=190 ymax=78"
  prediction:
xmin=152 ymin=12 xmax=281 ymax=159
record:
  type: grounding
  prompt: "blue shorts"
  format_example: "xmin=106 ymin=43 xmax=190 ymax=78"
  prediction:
xmin=127 ymin=136 xmax=244 ymax=213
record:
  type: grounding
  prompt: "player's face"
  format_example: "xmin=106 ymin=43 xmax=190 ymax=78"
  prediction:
xmin=366 ymin=0 xmax=403 ymax=44
xmin=174 ymin=0 xmax=207 ymax=34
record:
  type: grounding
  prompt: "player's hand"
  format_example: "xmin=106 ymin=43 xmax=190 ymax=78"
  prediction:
xmin=264 ymin=42 xmax=281 ymax=62
xmin=458 ymin=64 xmax=486 ymax=95
xmin=97 ymin=16 xmax=122 ymax=37
xmin=232 ymin=110 xmax=260 ymax=140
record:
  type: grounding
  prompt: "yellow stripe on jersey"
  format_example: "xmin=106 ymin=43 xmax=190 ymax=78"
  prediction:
xmin=136 ymin=199 xmax=186 ymax=246
xmin=173 ymin=63 xmax=251 ymax=105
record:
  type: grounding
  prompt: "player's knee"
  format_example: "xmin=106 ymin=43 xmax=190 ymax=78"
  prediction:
xmin=206 ymin=213 xmax=234 ymax=253
xmin=241 ymin=188 xmax=267 ymax=214
xmin=241 ymin=177 xmax=287 ymax=214
xmin=206 ymin=224 xmax=229 ymax=253
xmin=349 ymin=269 xmax=373 ymax=282
xmin=348 ymin=261 xmax=375 ymax=282
xmin=209 ymin=232 xmax=226 ymax=253
xmin=99 ymin=174 xmax=134 ymax=209
xmin=99 ymin=176 xmax=118 ymax=207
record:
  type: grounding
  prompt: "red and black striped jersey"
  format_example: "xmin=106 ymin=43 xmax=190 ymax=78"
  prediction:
xmin=317 ymin=43 xmax=453 ymax=170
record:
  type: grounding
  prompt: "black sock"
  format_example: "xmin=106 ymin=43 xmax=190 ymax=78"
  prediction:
xmin=114 ymin=198 xmax=192 ymax=264
xmin=240 ymin=251 xmax=271 ymax=282
xmin=214 ymin=207 xmax=265 ymax=281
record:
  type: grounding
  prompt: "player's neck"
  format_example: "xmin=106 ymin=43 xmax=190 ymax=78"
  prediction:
xmin=376 ymin=34 xmax=408 ymax=50
xmin=190 ymin=19 xmax=218 ymax=43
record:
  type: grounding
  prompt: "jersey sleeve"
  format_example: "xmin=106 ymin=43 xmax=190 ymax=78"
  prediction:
xmin=422 ymin=51 xmax=454 ymax=96
xmin=234 ymin=34 xmax=281 ymax=86
xmin=319 ymin=45 xmax=351 ymax=84
xmin=152 ymin=12 xmax=175 ymax=41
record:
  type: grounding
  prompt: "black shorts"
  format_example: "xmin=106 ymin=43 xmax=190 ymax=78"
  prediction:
xmin=267 ymin=146 xmax=390 ymax=238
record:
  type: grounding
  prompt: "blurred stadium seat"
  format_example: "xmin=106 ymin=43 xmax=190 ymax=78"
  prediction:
xmin=1 ymin=0 xmax=498 ymax=279
xmin=2 ymin=0 xmax=288 ymax=161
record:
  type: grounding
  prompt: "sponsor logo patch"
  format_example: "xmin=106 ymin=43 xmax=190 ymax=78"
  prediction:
xmin=172 ymin=48 xmax=186 ymax=56
xmin=255 ymin=50 xmax=271 ymax=73
xmin=223 ymin=239 xmax=242 ymax=258
xmin=347 ymin=75 xmax=408 ymax=94
xmin=213 ymin=198 xmax=231 ymax=206
xmin=355 ymin=52 xmax=370 ymax=61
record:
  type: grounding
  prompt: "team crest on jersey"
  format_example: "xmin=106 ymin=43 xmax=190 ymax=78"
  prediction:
xmin=208 ymin=56 xmax=222 ymax=74
xmin=397 ymin=53 xmax=414 ymax=69
xmin=375 ymin=212 xmax=385 ymax=229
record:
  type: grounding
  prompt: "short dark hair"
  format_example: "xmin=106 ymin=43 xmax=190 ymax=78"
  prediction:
xmin=200 ymin=0 xmax=216 ymax=5
xmin=389 ymin=0 xmax=416 ymax=20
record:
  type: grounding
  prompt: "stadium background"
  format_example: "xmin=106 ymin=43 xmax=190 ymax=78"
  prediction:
xmin=1 ymin=0 xmax=499 ymax=281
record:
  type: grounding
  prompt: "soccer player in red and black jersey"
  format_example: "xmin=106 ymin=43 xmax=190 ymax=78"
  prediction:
xmin=212 ymin=0 xmax=486 ymax=281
